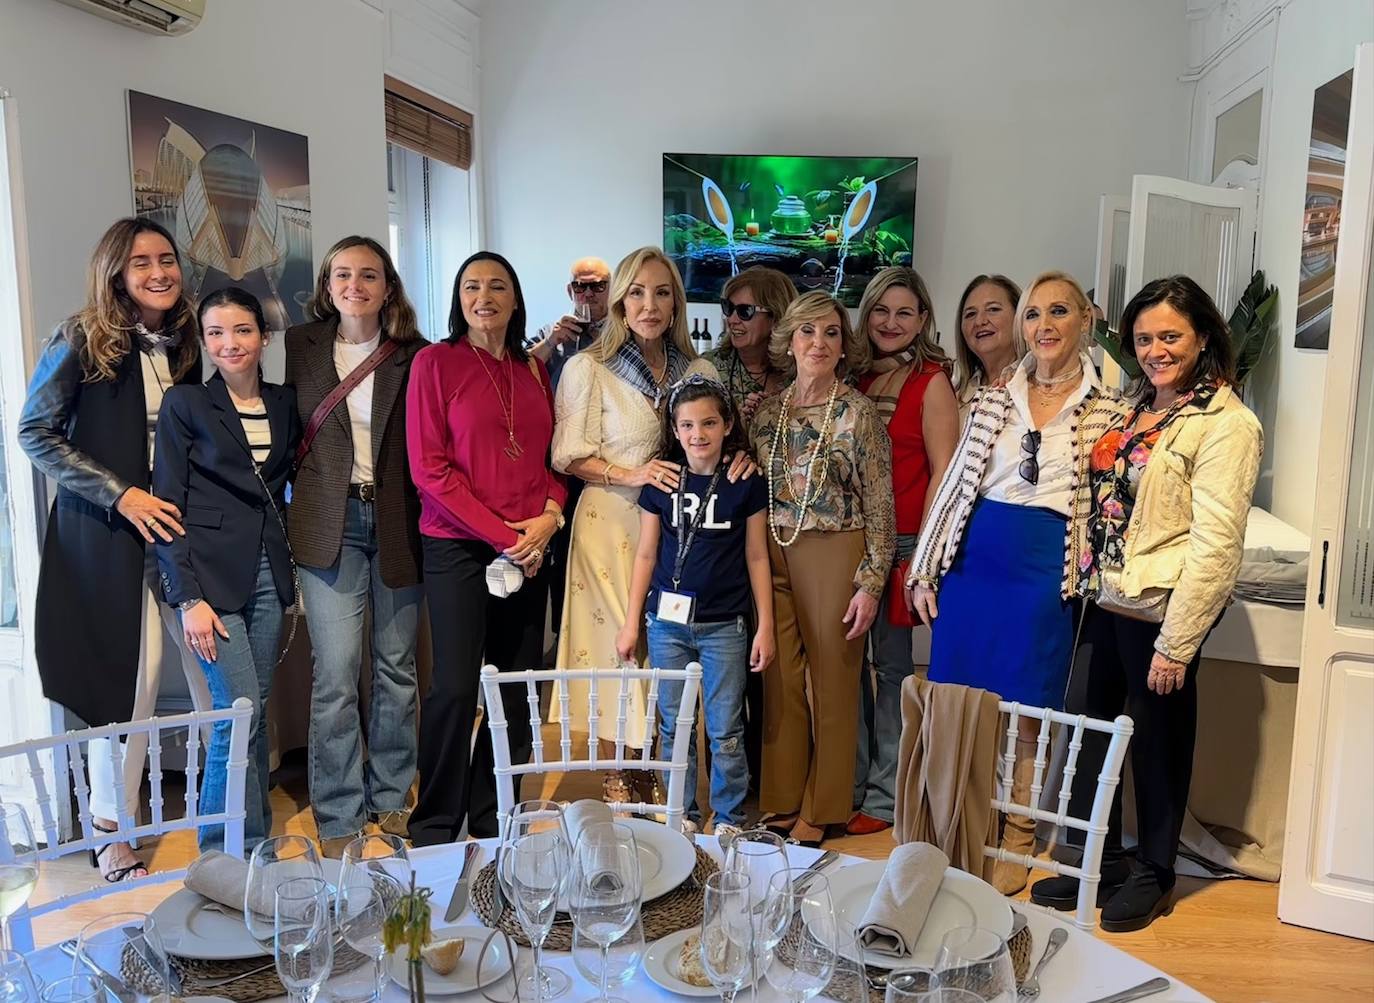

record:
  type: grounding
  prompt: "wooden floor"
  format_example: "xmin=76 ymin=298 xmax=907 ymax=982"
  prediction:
xmin=29 ymin=745 xmax=1374 ymax=1003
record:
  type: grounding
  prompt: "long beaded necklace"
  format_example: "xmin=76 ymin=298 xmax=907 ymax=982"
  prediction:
xmin=766 ymin=378 xmax=840 ymax=548
xmin=469 ymin=342 xmax=522 ymax=459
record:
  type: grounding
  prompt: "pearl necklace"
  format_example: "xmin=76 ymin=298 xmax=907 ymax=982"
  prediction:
xmin=767 ymin=378 xmax=841 ymax=548
xmin=1030 ymin=364 xmax=1083 ymax=388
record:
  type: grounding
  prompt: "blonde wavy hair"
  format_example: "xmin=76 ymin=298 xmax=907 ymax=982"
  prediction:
xmin=769 ymin=290 xmax=868 ymax=380
xmin=306 ymin=235 xmax=423 ymax=342
xmin=854 ymin=266 xmax=949 ymax=374
xmin=1014 ymin=270 xmax=1093 ymax=352
xmin=72 ymin=217 xmax=199 ymax=383
xmin=589 ymin=246 xmax=697 ymax=364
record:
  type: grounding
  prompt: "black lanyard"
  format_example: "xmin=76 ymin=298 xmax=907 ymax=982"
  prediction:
xmin=672 ymin=467 xmax=723 ymax=590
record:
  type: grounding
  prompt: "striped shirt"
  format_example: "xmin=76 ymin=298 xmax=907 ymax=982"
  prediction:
xmin=237 ymin=401 xmax=272 ymax=465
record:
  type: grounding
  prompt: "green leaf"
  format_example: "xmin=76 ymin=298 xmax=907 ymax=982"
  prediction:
xmin=1092 ymin=317 xmax=1142 ymax=380
xmin=1229 ymin=270 xmax=1279 ymax=388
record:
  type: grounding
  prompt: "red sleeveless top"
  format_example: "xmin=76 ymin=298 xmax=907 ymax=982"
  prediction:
xmin=859 ymin=360 xmax=946 ymax=536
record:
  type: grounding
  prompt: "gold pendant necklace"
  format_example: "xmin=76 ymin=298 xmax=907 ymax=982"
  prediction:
xmin=470 ymin=343 xmax=523 ymax=459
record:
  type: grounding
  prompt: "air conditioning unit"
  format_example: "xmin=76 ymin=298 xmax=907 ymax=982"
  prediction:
xmin=51 ymin=0 xmax=204 ymax=36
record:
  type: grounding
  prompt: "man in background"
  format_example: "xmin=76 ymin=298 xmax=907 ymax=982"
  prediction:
xmin=528 ymin=256 xmax=611 ymax=387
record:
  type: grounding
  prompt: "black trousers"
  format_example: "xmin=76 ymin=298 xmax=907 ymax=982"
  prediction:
xmin=410 ymin=536 xmax=547 ymax=845
xmin=1068 ymin=604 xmax=1206 ymax=879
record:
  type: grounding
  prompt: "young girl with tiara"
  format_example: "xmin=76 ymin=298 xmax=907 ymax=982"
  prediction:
xmin=615 ymin=374 xmax=774 ymax=836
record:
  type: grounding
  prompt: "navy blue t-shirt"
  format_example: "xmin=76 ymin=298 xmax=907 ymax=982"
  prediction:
xmin=638 ymin=469 xmax=768 ymax=622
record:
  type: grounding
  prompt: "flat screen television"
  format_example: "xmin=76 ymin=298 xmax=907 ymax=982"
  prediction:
xmin=663 ymin=153 xmax=918 ymax=307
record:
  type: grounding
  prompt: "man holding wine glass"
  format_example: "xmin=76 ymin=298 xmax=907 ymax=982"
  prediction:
xmin=528 ymin=257 xmax=612 ymax=386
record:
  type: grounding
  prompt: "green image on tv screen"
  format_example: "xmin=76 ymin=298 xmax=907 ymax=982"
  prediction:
xmin=663 ymin=153 xmax=918 ymax=308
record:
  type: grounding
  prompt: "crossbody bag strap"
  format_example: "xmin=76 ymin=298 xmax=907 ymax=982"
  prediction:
xmin=294 ymin=337 xmax=400 ymax=470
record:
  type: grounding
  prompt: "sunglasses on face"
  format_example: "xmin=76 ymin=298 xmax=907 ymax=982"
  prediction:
xmin=1019 ymin=430 xmax=1041 ymax=485
xmin=571 ymin=280 xmax=608 ymax=294
xmin=721 ymin=300 xmax=772 ymax=321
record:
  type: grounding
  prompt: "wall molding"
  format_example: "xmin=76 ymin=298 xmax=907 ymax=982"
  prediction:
xmin=1184 ymin=0 xmax=1288 ymax=78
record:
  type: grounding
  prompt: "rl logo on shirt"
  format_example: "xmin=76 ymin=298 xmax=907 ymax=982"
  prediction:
xmin=672 ymin=492 xmax=732 ymax=530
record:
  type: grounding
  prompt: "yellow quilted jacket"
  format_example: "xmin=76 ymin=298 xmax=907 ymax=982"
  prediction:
xmin=1117 ymin=384 xmax=1263 ymax=663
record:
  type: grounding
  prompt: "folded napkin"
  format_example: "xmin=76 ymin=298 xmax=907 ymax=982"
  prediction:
xmin=562 ymin=799 xmax=613 ymax=850
xmin=856 ymin=842 xmax=949 ymax=957
xmin=185 ymin=850 xmax=276 ymax=917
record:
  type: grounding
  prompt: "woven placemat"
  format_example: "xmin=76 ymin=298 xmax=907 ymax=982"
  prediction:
xmin=772 ymin=909 xmax=1034 ymax=1003
xmin=119 ymin=939 xmax=372 ymax=1003
xmin=471 ymin=845 xmax=719 ymax=950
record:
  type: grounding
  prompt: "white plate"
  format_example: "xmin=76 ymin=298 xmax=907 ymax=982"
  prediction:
xmin=558 ymin=817 xmax=696 ymax=910
xmin=386 ymin=925 xmax=515 ymax=996
xmin=815 ymin=859 xmax=1013 ymax=970
xmin=643 ymin=926 xmax=753 ymax=998
xmin=152 ymin=859 xmax=342 ymax=961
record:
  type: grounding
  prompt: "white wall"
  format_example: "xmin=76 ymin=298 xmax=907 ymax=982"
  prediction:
xmin=1245 ymin=0 xmax=1374 ymax=529
xmin=479 ymin=0 xmax=1192 ymax=338
xmin=0 ymin=0 xmax=391 ymax=383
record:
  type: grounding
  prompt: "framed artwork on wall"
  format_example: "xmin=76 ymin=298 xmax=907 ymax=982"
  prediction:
xmin=1295 ymin=69 xmax=1354 ymax=351
xmin=127 ymin=89 xmax=312 ymax=331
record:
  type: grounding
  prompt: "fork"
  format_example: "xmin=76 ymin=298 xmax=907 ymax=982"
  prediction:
xmin=751 ymin=849 xmax=838 ymax=914
xmin=1018 ymin=926 xmax=1067 ymax=998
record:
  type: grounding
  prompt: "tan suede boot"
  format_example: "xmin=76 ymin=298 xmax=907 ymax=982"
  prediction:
xmin=991 ymin=741 xmax=1039 ymax=895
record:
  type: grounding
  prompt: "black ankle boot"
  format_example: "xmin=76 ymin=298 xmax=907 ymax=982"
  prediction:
xmin=1029 ymin=855 xmax=1131 ymax=911
xmin=1100 ymin=863 xmax=1176 ymax=932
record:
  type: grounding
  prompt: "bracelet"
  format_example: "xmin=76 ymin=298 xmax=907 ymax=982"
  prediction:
xmin=603 ymin=463 xmax=616 ymax=486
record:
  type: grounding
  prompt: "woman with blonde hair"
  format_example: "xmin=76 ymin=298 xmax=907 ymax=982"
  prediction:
xmin=19 ymin=217 xmax=211 ymax=881
xmin=553 ymin=246 xmax=731 ymax=803
xmin=953 ymin=274 xmax=1025 ymax=418
xmin=285 ymin=235 xmax=426 ymax=855
xmin=849 ymin=267 xmax=959 ymax=835
xmin=751 ymin=291 xmax=894 ymax=846
xmin=703 ymin=266 xmax=796 ymax=427
xmin=906 ymin=269 xmax=1124 ymax=892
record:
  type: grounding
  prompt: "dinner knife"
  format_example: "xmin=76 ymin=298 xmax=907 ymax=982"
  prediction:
xmin=59 ymin=940 xmax=136 ymax=1003
xmin=1083 ymin=976 xmax=1171 ymax=1003
xmin=124 ymin=924 xmax=184 ymax=998
xmin=445 ymin=840 xmax=481 ymax=922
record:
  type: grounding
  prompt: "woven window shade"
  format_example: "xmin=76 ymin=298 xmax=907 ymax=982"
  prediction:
xmin=384 ymin=76 xmax=473 ymax=171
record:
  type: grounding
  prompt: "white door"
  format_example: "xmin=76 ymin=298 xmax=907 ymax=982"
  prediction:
xmin=1123 ymin=173 xmax=1256 ymax=319
xmin=1279 ymin=42 xmax=1374 ymax=942
xmin=1092 ymin=194 xmax=1130 ymax=385
xmin=0 ymin=91 xmax=59 ymax=823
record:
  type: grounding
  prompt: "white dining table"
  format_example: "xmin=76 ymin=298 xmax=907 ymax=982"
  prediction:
xmin=26 ymin=836 xmax=1211 ymax=1003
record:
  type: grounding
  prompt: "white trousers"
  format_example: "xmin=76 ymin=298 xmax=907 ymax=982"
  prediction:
xmin=87 ymin=551 xmax=213 ymax=823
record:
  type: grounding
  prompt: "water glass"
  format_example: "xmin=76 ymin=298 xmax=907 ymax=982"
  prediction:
xmin=0 ymin=805 xmax=38 ymax=953
xmin=931 ymin=928 xmax=1016 ymax=1003
xmin=507 ymin=831 xmax=567 ymax=1003
xmin=722 ymin=831 xmax=786 ymax=1002
xmin=568 ymin=822 xmax=642 ymax=1003
xmin=340 ymin=833 xmax=410 ymax=891
xmin=75 ymin=913 xmax=171 ymax=1003
xmin=38 ymin=977 xmax=101 ymax=1003
xmin=275 ymin=877 xmax=334 ymax=1003
xmin=762 ymin=871 xmax=836 ymax=1003
xmin=245 ymin=835 xmax=323 ymax=949
xmin=571 ymin=914 xmax=643 ymax=1003
xmin=499 ymin=801 xmax=571 ymax=1001
xmin=700 ymin=872 xmax=752 ymax=1003
xmin=1 ymin=949 xmax=42 ymax=1003
xmin=335 ymin=875 xmax=401 ymax=1003
xmin=885 ymin=969 xmax=982 ymax=1003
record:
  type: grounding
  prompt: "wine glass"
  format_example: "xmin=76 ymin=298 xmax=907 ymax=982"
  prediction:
xmin=505 ymin=831 xmax=566 ymax=1003
xmin=0 ymin=805 xmax=38 ymax=953
xmin=340 ymin=833 xmax=410 ymax=890
xmin=700 ymin=871 xmax=753 ymax=1003
xmin=931 ymin=928 xmax=1016 ymax=1003
xmin=1 ymin=949 xmax=43 ymax=1003
xmin=722 ymin=829 xmax=787 ymax=1003
xmin=245 ymin=835 xmax=323 ymax=950
xmin=499 ymin=800 xmax=571 ymax=1001
xmin=38 ymin=976 xmax=101 ymax=1003
xmin=75 ymin=913 xmax=171 ymax=1003
xmin=762 ymin=871 xmax=836 ymax=1003
xmin=567 ymin=822 xmax=642 ymax=1003
xmin=885 ymin=969 xmax=982 ymax=1003
xmin=275 ymin=876 xmax=334 ymax=1003
xmin=335 ymin=873 xmax=402 ymax=1003
xmin=571 ymin=914 xmax=643 ymax=1003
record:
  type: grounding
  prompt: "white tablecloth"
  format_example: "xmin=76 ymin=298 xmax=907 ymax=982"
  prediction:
xmin=27 ymin=838 xmax=1211 ymax=1003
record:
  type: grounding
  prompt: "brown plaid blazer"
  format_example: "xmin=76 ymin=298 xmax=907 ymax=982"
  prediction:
xmin=284 ymin=319 xmax=423 ymax=587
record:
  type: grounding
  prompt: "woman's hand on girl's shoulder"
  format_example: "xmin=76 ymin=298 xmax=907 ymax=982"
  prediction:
xmin=725 ymin=450 xmax=757 ymax=482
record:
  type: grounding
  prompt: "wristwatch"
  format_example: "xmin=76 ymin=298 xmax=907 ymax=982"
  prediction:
xmin=551 ymin=511 xmax=566 ymax=531
xmin=176 ymin=598 xmax=203 ymax=612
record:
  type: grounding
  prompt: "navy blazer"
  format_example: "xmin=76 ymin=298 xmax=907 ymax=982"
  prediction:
xmin=153 ymin=373 xmax=301 ymax=611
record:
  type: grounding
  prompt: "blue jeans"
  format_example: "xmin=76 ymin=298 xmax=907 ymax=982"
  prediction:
xmin=300 ymin=497 xmax=421 ymax=840
xmin=853 ymin=534 xmax=916 ymax=822
xmin=191 ymin=547 xmax=283 ymax=854
xmin=647 ymin=613 xmax=750 ymax=827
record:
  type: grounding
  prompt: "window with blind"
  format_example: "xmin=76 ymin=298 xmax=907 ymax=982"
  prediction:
xmin=383 ymin=76 xmax=473 ymax=172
